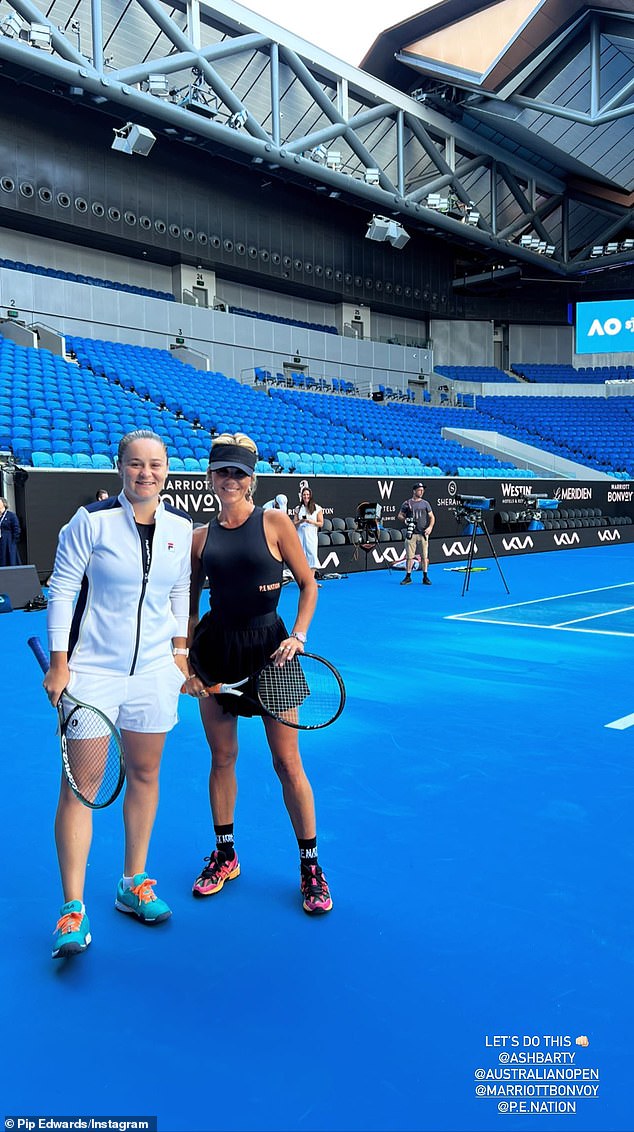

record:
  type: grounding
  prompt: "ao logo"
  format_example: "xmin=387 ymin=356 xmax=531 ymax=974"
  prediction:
xmin=588 ymin=316 xmax=634 ymax=337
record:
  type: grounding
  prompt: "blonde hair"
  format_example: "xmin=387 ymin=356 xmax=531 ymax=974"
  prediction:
xmin=209 ymin=432 xmax=259 ymax=496
xmin=211 ymin=431 xmax=258 ymax=455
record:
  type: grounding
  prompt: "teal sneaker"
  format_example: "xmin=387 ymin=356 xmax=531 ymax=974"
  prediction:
xmin=52 ymin=899 xmax=91 ymax=959
xmin=115 ymin=873 xmax=171 ymax=924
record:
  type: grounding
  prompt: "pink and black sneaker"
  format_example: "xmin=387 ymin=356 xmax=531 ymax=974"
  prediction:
xmin=300 ymin=865 xmax=333 ymax=914
xmin=192 ymin=850 xmax=240 ymax=897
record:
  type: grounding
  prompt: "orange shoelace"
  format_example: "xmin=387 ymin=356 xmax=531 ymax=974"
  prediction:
xmin=55 ymin=910 xmax=83 ymax=935
xmin=130 ymin=877 xmax=157 ymax=903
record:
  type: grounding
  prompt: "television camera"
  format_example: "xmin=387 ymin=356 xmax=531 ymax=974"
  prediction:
xmin=356 ymin=501 xmax=382 ymax=543
xmin=451 ymin=494 xmax=495 ymax=524
xmin=449 ymin=494 xmax=509 ymax=597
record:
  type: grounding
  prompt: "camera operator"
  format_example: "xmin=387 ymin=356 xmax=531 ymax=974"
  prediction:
xmin=397 ymin=482 xmax=435 ymax=586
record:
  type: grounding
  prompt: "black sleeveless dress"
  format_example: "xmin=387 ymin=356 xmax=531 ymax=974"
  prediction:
xmin=189 ymin=507 xmax=288 ymax=717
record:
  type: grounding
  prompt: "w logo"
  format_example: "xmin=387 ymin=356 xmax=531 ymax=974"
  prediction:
xmin=377 ymin=480 xmax=394 ymax=500
xmin=502 ymin=536 xmax=534 ymax=551
xmin=442 ymin=540 xmax=476 ymax=558
xmin=554 ymin=532 xmax=580 ymax=546
xmin=598 ymin=528 xmax=620 ymax=542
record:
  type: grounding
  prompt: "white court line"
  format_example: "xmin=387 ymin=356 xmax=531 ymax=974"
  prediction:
xmin=552 ymin=603 xmax=634 ymax=628
xmin=605 ymin=713 xmax=634 ymax=731
xmin=451 ymin=616 xmax=634 ymax=638
xmin=446 ymin=581 xmax=634 ymax=622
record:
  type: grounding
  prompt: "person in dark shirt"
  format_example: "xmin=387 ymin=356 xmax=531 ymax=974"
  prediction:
xmin=0 ymin=497 xmax=22 ymax=566
xmin=184 ymin=432 xmax=332 ymax=914
xmin=397 ymin=482 xmax=435 ymax=585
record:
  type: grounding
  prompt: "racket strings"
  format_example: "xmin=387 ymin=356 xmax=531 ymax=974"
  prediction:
xmin=61 ymin=704 xmax=123 ymax=807
xmin=258 ymin=656 xmax=343 ymax=728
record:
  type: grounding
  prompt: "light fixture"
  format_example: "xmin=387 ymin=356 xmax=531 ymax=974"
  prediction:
xmin=519 ymin=235 xmax=532 ymax=247
xmin=111 ymin=123 xmax=156 ymax=156
xmin=621 ymin=239 xmax=634 ymax=251
xmin=309 ymin=144 xmax=328 ymax=164
xmin=426 ymin=192 xmax=449 ymax=212
xmin=0 ymin=12 xmax=24 ymax=37
xmin=466 ymin=209 xmax=480 ymax=225
xmin=326 ymin=150 xmax=342 ymax=171
xmin=591 ymin=246 xmax=604 ymax=257
xmin=365 ymin=215 xmax=410 ymax=249
xmin=228 ymin=109 xmax=248 ymax=130
xmin=364 ymin=168 xmax=380 ymax=185
xmin=145 ymin=74 xmax=170 ymax=98
xmin=28 ymin=22 xmax=53 ymax=49
xmin=606 ymin=242 xmax=619 ymax=253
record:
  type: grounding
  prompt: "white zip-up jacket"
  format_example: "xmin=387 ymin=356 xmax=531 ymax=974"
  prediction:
xmin=47 ymin=491 xmax=192 ymax=675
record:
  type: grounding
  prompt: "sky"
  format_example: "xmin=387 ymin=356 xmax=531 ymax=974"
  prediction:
xmin=236 ymin=0 xmax=424 ymax=68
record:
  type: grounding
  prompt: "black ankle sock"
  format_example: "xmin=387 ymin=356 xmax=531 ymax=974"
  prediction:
xmin=299 ymin=837 xmax=318 ymax=871
xmin=214 ymin=824 xmax=235 ymax=859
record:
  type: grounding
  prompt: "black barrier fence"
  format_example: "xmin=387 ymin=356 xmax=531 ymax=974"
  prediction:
xmin=6 ymin=469 xmax=634 ymax=580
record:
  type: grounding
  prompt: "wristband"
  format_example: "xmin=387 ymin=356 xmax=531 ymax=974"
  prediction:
xmin=291 ymin=631 xmax=307 ymax=644
xmin=173 ymin=647 xmax=189 ymax=656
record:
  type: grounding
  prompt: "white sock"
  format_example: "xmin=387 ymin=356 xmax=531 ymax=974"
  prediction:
xmin=121 ymin=875 xmax=135 ymax=890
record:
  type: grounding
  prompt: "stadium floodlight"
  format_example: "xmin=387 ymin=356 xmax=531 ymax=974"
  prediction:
xmin=326 ymin=150 xmax=342 ymax=171
xmin=228 ymin=109 xmax=248 ymax=130
xmin=28 ymin=22 xmax=52 ymax=49
xmin=466 ymin=209 xmax=480 ymax=225
xmin=519 ymin=235 xmax=532 ymax=247
xmin=606 ymin=242 xmax=619 ymax=253
xmin=146 ymin=74 xmax=170 ymax=98
xmin=364 ymin=168 xmax=380 ymax=185
xmin=0 ymin=12 xmax=24 ymax=37
xmin=112 ymin=123 xmax=156 ymax=156
xmin=310 ymin=144 xmax=328 ymax=164
xmin=621 ymin=239 xmax=634 ymax=251
xmin=590 ymin=245 xmax=604 ymax=257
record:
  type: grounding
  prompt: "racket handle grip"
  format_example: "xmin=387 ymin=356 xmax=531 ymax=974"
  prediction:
xmin=28 ymin=635 xmax=50 ymax=674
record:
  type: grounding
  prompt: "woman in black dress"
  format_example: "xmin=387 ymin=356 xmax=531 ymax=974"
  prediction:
xmin=184 ymin=432 xmax=333 ymax=914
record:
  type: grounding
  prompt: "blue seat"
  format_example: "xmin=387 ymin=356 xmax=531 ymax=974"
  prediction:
xmin=52 ymin=452 xmax=74 ymax=468
xmin=32 ymin=452 xmax=54 ymax=467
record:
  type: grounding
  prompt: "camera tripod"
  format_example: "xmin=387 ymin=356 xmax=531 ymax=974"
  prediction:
xmin=460 ymin=508 xmax=510 ymax=597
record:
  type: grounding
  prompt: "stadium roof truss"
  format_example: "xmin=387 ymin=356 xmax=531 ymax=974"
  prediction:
xmin=0 ymin=0 xmax=633 ymax=281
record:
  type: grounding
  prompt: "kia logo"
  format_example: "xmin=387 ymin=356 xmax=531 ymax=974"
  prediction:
xmin=442 ymin=540 xmax=476 ymax=557
xmin=502 ymin=536 xmax=534 ymax=551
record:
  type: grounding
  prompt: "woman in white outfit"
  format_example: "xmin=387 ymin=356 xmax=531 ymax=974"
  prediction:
xmin=293 ymin=487 xmax=323 ymax=575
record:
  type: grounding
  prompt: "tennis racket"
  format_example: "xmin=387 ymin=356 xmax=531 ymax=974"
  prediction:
xmin=28 ymin=636 xmax=126 ymax=809
xmin=190 ymin=652 xmax=345 ymax=730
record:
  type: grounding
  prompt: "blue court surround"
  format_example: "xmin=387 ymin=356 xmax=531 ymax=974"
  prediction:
xmin=2 ymin=545 xmax=633 ymax=1132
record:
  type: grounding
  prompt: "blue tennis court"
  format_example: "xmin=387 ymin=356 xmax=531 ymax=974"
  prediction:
xmin=2 ymin=544 xmax=633 ymax=1132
